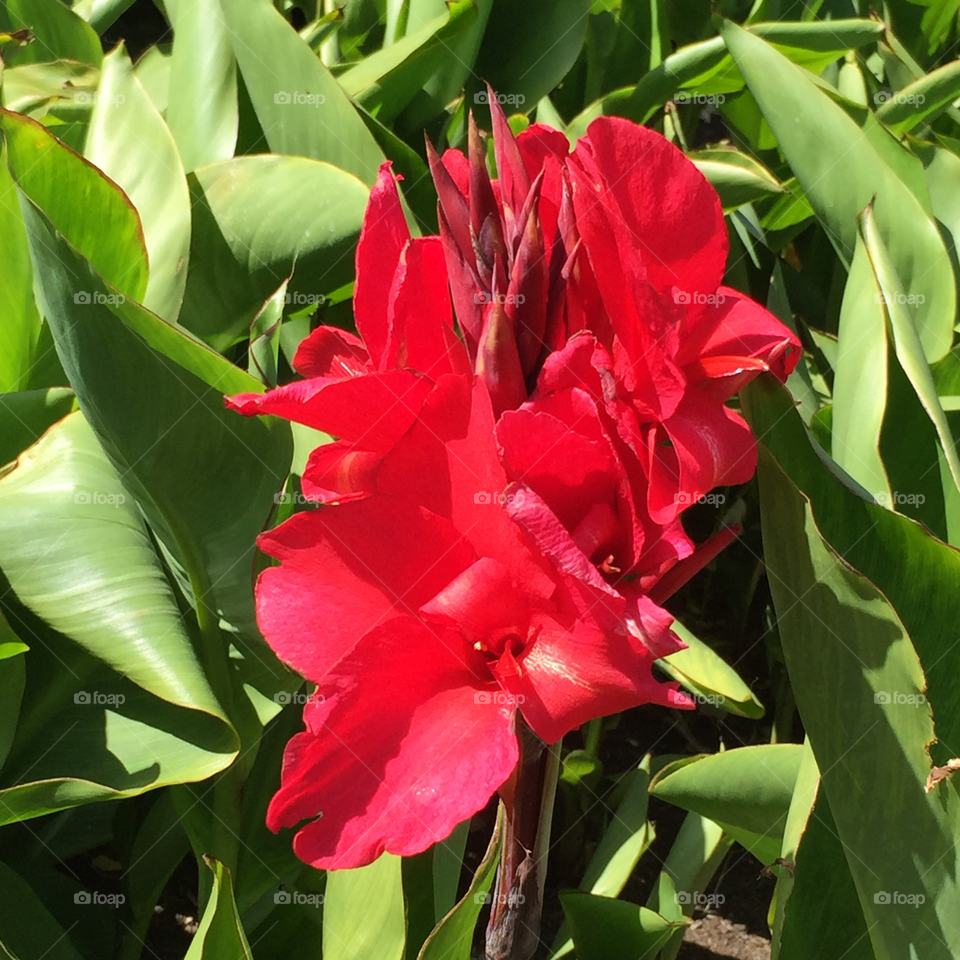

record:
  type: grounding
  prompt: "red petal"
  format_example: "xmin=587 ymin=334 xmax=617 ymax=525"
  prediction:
xmin=355 ymin=162 xmax=410 ymax=367
xmin=300 ymin=442 xmax=380 ymax=503
xmin=292 ymin=326 xmax=371 ymax=379
xmin=255 ymin=498 xmax=475 ymax=681
xmin=495 ymin=612 xmax=693 ymax=744
xmin=647 ymin=395 xmax=757 ymax=525
xmin=228 ymin=369 xmax=433 ymax=451
xmin=267 ymin=617 xmax=518 ymax=869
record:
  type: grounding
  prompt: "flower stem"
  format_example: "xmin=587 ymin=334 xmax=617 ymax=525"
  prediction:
xmin=485 ymin=721 xmax=562 ymax=960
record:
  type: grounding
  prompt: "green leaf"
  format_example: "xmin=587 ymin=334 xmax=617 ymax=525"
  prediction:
xmin=0 ymin=59 xmax=99 ymax=116
xmin=165 ymin=0 xmax=238 ymax=171
xmin=688 ymin=147 xmax=783 ymax=210
xmin=2 ymin=108 xmax=148 ymax=302
xmin=179 ymin=155 xmax=369 ymax=350
xmin=475 ymin=0 xmax=591 ymax=110
xmin=1 ymin=0 xmax=102 ymax=66
xmin=650 ymin=744 xmax=804 ymax=865
xmin=560 ymin=893 xmax=679 ymax=960
xmin=338 ymin=0 xmax=478 ymax=126
xmin=660 ymin=620 xmax=765 ymax=718
xmin=745 ymin=383 xmax=960 ymax=957
xmin=432 ymin=819 xmax=470 ymax=926
xmin=219 ymin=0 xmax=384 ymax=185
xmin=71 ymin=0 xmax=138 ymax=34
xmin=84 ymin=44 xmax=191 ymax=323
xmin=0 ymin=628 xmax=26 ymax=773
xmin=876 ymin=58 xmax=960 ymax=133
xmin=185 ymin=858 xmax=253 ymax=960
xmin=324 ymin=854 xmax=406 ymax=960
xmin=418 ymin=807 xmax=501 ymax=960
xmin=720 ymin=19 xmax=956 ymax=362
xmin=0 ymin=861 xmax=85 ymax=960
xmin=0 ymin=412 xmax=227 ymax=720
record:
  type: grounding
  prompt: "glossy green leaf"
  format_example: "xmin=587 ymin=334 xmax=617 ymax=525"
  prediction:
xmin=876 ymin=58 xmax=960 ymax=133
xmin=0 ymin=861 xmax=85 ymax=960
xmin=2 ymin=109 xmax=148 ymax=302
xmin=418 ymin=807 xmax=501 ymax=960
xmin=745 ymin=381 xmax=960 ymax=957
xmin=650 ymin=744 xmax=804 ymax=865
xmin=185 ymin=858 xmax=253 ymax=960
xmin=660 ymin=620 xmax=765 ymax=718
xmin=475 ymin=0 xmax=591 ymax=110
xmin=219 ymin=0 xmax=383 ymax=185
xmin=338 ymin=0 xmax=478 ymax=126
xmin=560 ymin=893 xmax=679 ymax=960
xmin=1 ymin=0 xmax=102 ymax=67
xmin=0 ymin=149 xmax=42 ymax=393
xmin=0 ymin=412 xmax=225 ymax=719
xmin=84 ymin=44 xmax=191 ymax=323
xmin=179 ymin=155 xmax=369 ymax=350
xmin=721 ymin=20 xmax=955 ymax=362
xmin=689 ymin=147 xmax=783 ymax=210
xmin=324 ymin=854 xmax=406 ymax=960
xmin=165 ymin=0 xmax=237 ymax=171
xmin=432 ymin=819 xmax=470 ymax=925
xmin=0 ymin=59 xmax=99 ymax=116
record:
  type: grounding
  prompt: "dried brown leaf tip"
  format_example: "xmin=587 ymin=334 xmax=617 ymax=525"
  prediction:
xmin=925 ymin=758 xmax=960 ymax=793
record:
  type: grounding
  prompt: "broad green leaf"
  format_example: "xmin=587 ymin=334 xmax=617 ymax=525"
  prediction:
xmin=324 ymin=854 xmax=406 ymax=960
xmin=660 ymin=620 xmax=765 ymax=718
xmin=721 ymin=20 xmax=955 ymax=362
xmin=0 ymin=388 xmax=72 ymax=465
xmin=0 ymin=633 xmax=26 ymax=772
xmin=560 ymin=893 xmax=679 ymax=960
xmin=133 ymin=43 xmax=170 ymax=115
xmin=1 ymin=0 xmax=102 ymax=66
xmin=84 ymin=44 xmax=191 ymax=323
xmin=0 ymin=608 xmax=238 ymax=824
xmin=746 ymin=390 xmax=960 ymax=956
xmin=185 ymin=858 xmax=253 ymax=960
xmin=0 ymin=861 xmax=85 ymax=960
xmin=432 ymin=819 xmax=470 ymax=925
xmin=71 ymin=0 xmax=137 ymax=33
xmin=0 ymin=412 xmax=225 ymax=719
xmin=876 ymin=58 xmax=960 ymax=133
xmin=650 ymin=745 xmax=804 ymax=865
xmin=778 ymin=789 xmax=874 ymax=960
xmin=831 ymin=228 xmax=890 ymax=500
xmin=219 ymin=0 xmax=384 ymax=185
xmin=2 ymin=109 xmax=148 ymax=302
xmin=0 ymin=149 xmax=42 ymax=393
xmin=179 ymin=155 xmax=369 ymax=350
xmin=0 ymin=59 xmax=99 ymax=115
xmin=914 ymin=138 xmax=960 ymax=256
xmin=338 ymin=0 xmax=478 ymax=126
xmin=418 ymin=807 xmax=501 ymax=960
xmin=248 ymin=283 xmax=286 ymax=388
xmin=165 ymin=0 xmax=237 ymax=171
xmin=689 ymin=147 xmax=783 ymax=210
xmin=859 ymin=203 xmax=960 ymax=498
xmin=474 ymin=0 xmax=591 ymax=110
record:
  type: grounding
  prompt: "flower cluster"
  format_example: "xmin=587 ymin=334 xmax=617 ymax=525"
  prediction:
xmin=227 ymin=102 xmax=799 ymax=871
